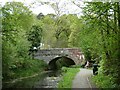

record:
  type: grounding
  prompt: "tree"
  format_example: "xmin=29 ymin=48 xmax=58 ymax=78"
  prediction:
xmin=68 ymin=14 xmax=82 ymax=48
xmin=2 ymin=2 xmax=35 ymax=80
xmin=40 ymin=14 xmax=56 ymax=48
xmin=28 ymin=25 xmax=43 ymax=53
xmin=80 ymin=2 xmax=120 ymax=85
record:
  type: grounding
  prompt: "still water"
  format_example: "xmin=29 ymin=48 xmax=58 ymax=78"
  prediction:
xmin=3 ymin=70 xmax=62 ymax=88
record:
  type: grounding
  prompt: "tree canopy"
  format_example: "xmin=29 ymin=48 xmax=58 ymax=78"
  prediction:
xmin=2 ymin=1 xmax=120 ymax=87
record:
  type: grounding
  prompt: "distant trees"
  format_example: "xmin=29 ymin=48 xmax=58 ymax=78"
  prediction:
xmin=41 ymin=14 xmax=81 ymax=48
xmin=36 ymin=0 xmax=82 ymax=48
xmin=27 ymin=25 xmax=43 ymax=54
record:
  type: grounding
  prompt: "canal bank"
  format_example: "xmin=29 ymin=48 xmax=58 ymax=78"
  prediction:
xmin=2 ymin=70 xmax=62 ymax=88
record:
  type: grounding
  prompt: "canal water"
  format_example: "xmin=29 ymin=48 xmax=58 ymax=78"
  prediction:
xmin=2 ymin=70 xmax=62 ymax=88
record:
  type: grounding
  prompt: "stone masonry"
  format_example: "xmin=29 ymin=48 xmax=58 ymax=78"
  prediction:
xmin=34 ymin=48 xmax=85 ymax=65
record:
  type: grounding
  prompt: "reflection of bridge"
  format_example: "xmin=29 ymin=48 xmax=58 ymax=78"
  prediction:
xmin=34 ymin=48 xmax=85 ymax=65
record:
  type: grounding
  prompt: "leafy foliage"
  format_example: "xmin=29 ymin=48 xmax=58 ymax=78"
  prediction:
xmin=2 ymin=1 xmax=120 ymax=87
xmin=27 ymin=25 xmax=43 ymax=52
xmin=80 ymin=2 xmax=120 ymax=86
xmin=2 ymin=2 xmax=45 ymax=81
xmin=92 ymin=75 xmax=116 ymax=88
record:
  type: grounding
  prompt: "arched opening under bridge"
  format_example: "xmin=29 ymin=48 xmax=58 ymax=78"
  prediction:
xmin=48 ymin=56 xmax=75 ymax=70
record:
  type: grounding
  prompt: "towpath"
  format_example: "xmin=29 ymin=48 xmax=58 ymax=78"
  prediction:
xmin=72 ymin=68 xmax=97 ymax=89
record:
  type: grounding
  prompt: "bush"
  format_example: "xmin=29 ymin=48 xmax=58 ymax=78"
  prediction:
xmin=92 ymin=74 xmax=116 ymax=88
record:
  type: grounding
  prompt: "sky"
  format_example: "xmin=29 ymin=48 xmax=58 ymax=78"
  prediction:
xmin=0 ymin=0 xmax=85 ymax=16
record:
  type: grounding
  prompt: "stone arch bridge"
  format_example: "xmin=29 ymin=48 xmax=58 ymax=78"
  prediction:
xmin=34 ymin=48 xmax=85 ymax=66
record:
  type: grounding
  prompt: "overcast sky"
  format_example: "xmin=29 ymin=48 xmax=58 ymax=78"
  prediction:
xmin=1 ymin=0 xmax=86 ymax=16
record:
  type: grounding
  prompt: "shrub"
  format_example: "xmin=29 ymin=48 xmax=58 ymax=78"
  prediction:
xmin=92 ymin=74 xmax=116 ymax=88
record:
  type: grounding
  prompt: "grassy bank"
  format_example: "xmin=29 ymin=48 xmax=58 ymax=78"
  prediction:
xmin=58 ymin=67 xmax=80 ymax=88
xmin=3 ymin=59 xmax=47 ymax=82
xmin=92 ymin=74 xmax=118 ymax=88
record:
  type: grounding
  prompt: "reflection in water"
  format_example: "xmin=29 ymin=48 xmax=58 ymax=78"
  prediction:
xmin=2 ymin=70 xmax=62 ymax=88
xmin=34 ymin=70 xmax=62 ymax=88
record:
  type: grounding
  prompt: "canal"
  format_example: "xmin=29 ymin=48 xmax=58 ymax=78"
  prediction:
xmin=2 ymin=57 xmax=76 ymax=89
xmin=2 ymin=70 xmax=62 ymax=88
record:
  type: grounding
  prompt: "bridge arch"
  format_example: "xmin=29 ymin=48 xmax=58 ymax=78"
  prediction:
xmin=34 ymin=48 xmax=85 ymax=66
xmin=48 ymin=56 xmax=75 ymax=70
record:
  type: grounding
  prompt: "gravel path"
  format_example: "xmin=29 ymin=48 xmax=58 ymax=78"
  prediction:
xmin=72 ymin=68 xmax=97 ymax=89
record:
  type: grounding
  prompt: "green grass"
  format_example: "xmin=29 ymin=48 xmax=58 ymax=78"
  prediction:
xmin=92 ymin=74 xmax=117 ymax=88
xmin=58 ymin=67 xmax=80 ymax=88
xmin=70 ymin=64 xmax=81 ymax=68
